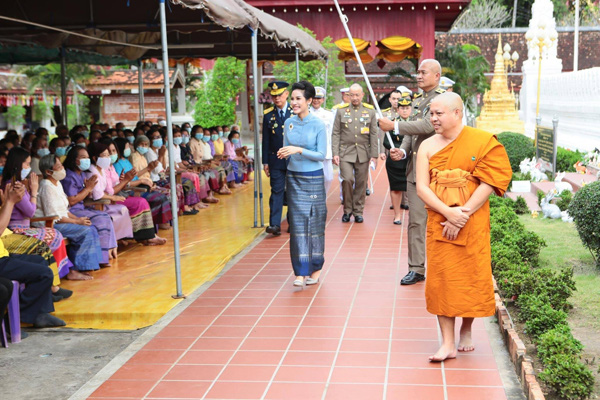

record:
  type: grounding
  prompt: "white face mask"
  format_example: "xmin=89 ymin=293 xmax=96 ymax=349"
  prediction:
xmin=52 ymin=168 xmax=67 ymax=181
xmin=96 ymin=156 xmax=112 ymax=169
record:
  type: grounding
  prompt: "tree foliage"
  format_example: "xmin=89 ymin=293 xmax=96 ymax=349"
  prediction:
xmin=193 ymin=57 xmax=246 ymax=127
xmin=272 ymin=25 xmax=347 ymax=109
xmin=452 ymin=0 xmax=511 ymax=30
xmin=435 ymin=44 xmax=490 ymax=113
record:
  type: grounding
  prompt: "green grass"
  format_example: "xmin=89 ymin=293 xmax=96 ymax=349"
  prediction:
xmin=519 ymin=215 xmax=600 ymax=330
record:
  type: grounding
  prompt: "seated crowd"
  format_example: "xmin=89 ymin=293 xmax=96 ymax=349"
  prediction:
xmin=0 ymin=120 xmax=253 ymax=334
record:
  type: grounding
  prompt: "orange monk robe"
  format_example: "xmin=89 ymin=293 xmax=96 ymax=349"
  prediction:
xmin=425 ymin=126 xmax=512 ymax=318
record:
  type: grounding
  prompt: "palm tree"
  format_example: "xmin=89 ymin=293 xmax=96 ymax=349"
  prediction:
xmin=16 ymin=63 xmax=96 ymax=126
xmin=435 ymin=44 xmax=490 ymax=114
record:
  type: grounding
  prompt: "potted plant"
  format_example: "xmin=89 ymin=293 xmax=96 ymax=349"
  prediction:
xmin=4 ymin=105 xmax=26 ymax=132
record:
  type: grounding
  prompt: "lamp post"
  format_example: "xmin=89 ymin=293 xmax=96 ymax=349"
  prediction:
xmin=525 ymin=20 xmax=558 ymax=143
xmin=502 ymin=43 xmax=519 ymax=73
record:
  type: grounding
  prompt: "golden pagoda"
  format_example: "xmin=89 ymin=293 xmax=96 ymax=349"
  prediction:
xmin=476 ymin=35 xmax=525 ymax=134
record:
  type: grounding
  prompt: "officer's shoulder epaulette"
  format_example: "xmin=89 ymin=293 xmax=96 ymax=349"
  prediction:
xmin=413 ymin=93 xmax=423 ymax=99
xmin=435 ymin=88 xmax=446 ymax=94
xmin=362 ymin=103 xmax=374 ymax=109
xmin=264 ymin=107 xmax=274 ymax=114
xmin=381 ymin=107 xmax=391 ymax=112
xmin=336 ymin=103 xmax=349 ymax=109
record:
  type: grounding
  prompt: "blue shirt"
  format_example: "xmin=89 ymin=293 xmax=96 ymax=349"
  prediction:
xmin=283 ymin=112 xmax=327 ymax=172
xmin=114 ymin=158 xmax=139 ymax=181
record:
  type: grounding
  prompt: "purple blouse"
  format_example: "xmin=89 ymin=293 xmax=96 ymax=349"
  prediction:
xmin=10 ymin=188 xmax=36 ymax=226
xmin=61 ymin=169 xmax=87 ymax=210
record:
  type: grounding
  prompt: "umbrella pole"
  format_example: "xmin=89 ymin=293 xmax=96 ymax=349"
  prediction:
xmin=138 ymin=59 xmax=145 ymax=121
xmin=332 ymin=0 xmax=395 ymax=149
xmin=251 ymin=29 xmax=265 ymax=228
xmin=60 ymin=48 xmax=67 ymax=126
xmin=295 ymin=48 xmax=300 ymax=82
xmin=159 ymin=0 xmax=185 ymax=299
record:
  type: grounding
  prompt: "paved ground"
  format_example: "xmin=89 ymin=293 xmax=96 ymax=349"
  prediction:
xmin=64 ymin=166 xmax=526 ymax=400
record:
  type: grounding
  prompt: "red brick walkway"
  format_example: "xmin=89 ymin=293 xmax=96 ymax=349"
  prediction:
xmin=89 ymin=167 xmax=508 ymax=400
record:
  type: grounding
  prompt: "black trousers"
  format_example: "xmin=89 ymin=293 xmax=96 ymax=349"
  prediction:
xmin=0 ymin=277 xmax=13 ymax=319
xmin=0 ymin=254 xmax=54 ymax=324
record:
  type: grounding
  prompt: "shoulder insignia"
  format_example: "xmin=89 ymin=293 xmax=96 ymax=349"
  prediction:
xmin=413 ymin=93 xmax=423 ymax=98
xmin=264 ymin=107 xmax=274 ymax=114
xmin=435 ymin=88 xmax=446 ymax=94
xmin=362 ymin=103 xmax=374 ymax=109
xmin=338 ymin=103 xmax=350 ymax=109
xmin=381 ymin=107 xmax=391 ymax=112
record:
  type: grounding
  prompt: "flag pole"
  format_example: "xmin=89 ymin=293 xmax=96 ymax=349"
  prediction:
xmin=332 ymin=0 xmax=395 ymax=148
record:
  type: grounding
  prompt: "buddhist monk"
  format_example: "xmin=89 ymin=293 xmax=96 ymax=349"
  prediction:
xmin=415 ymin=92 xmax=512 ymax=362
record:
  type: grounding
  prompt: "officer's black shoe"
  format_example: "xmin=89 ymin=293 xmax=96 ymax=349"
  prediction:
xmin=400 ymin=204 xmax=409 ymax=210
xmin=400 ymin=271 xmax=425 ymax=285
xmin=342 ymin=214 xmax=351 ymax=223
xmin=266 ymin=225 xmax=281 ymax=236
xmin=354 ymin=215 xmax=364 ymax=223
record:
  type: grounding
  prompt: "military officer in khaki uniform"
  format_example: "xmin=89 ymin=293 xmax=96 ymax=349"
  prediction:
xmin=332 ymin=84 xmax=379 ymax=223
xmin=379 ymin=59 xmax=445 ymax=285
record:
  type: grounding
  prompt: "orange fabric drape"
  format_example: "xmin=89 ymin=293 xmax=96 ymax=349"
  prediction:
xmin=334 ymin=38 xmax=370 ymax=53
xmin=376 ymin=36 xmax=423 ymax=63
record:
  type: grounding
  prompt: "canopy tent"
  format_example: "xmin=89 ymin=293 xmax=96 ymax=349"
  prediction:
xmin=0 ymin=0 xmax=327 ymax=297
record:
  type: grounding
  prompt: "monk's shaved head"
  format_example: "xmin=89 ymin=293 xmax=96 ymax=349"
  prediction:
xmin=431 ymin=92 xmax=464 ymax=115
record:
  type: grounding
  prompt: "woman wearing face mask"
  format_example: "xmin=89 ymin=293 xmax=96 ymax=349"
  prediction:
xmin=36 ymin=154 xmax=103 ymax=278
xmin=49 ymin=137 xmax=68 ymax=163
xmin=222 ymin=131 xmax=247 ymax=185
xmin=1 ymin=147 xmax=75 ymax=293
xmin=112 ymin=138 xmax=174 ymax=229
xmin=146 ymin=130 xmax=204 ymax=213
xmin=130 ymin=135 xmax=188 ymax=217
xmin=30 ymin=136 xmax=51 ymax=176
xmin=61 ymin=146 xmax=118 ymax=265
xmin=91 ymin=141 xmax=167 ymax=245
xmin=277 ymin=81 xmax=327 ymax=287
xmin=210 ymin=127 xmax=239 ymax=188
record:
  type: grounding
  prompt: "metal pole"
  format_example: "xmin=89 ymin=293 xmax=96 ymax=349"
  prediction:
xmin=295 ymin=47 xmax=300 ymax=82
xmin=512 ymin=0 xmax=518 ymax=28
xmin=138 ymin=59 xmax=145 ymax=121
xmin=332 ymin=0 xmax=395 ymax=148
xmin=159 ymin=0 xmax=184 ymax=299
xmin=324 ymin=57 xmax=329 ymax=96
xmin=252 ymin=29 xmax=265 ymax=227
xmin=574 ymin=0 xmax=580 ymax=71
xmin=60 ymin=48 xmax=68 ymax=126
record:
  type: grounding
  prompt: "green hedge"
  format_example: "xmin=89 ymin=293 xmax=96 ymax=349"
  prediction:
xmin=569 ymin=181 xmax=600 ymax=267
xmin=497 ymin=132 xmax=584 ymax=173
xmin=490 ymin=196 xmax=594 ymax=399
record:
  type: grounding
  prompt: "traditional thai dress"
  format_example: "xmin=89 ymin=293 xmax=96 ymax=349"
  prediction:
xmin=233 ymin=138 xmax=254 ymax=174
xmin=114 ymin=157 xmax=173 ymax=225
xmin=62 ymin=169 xmax=118 ymax=264
xmin=131 ymin=150 xmax=185 ymax=214
xmin=86 ymin=165 xmax=133 ymax=240
xmin=425 ymin=126 xmax=512 ymax=317
xmin=35 ymin=179 xmax=102 ymax=272
xmin=1 ymin=229 xmax=59 ymax=286
xmin=104 ymin=165 xmax=155 ymax=241
xmin=6 ymin=184 xmax=72 ymax=282
xmin=283 ymin=113 xmax=328 ymax=277
xmin=223 ymin=141 xmax=245 ymax=184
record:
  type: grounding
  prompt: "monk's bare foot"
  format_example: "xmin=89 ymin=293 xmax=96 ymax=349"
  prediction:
xmin=428 ymin=345 xmax=457 ymax=362
xmin=66 ymin=270 xmax=93 ymax=281
xmin=458 ymin=329 xmax=475 ymax=352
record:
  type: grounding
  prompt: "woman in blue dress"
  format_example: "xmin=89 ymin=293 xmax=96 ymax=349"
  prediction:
xmin=277 ymin=81 xmax=328 ymax=287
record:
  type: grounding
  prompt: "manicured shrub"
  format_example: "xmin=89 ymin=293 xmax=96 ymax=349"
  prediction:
xmin=568 ymin=181 xmax=600 ymax=266
xmin=512 ymin=196 xmax=530 ymax=215
xmin=556 ymin=147 xmax=583 ymax=173
xmin=533 ymin=268 xmax=576 ymax=311
xmin=537 ymin=325 xmax=583 ymax=363
xmin=537 ymin=189 xmax=545 ymax=207
xmin=556 ymin=190 xmax=572 ymax=212
xmin=497 ymin=132 xmax=535 ymax=172
xmin=525 ymin=303 xmax=568 ymax=339
xmin=539 ymin=354 xmax=595 ymax=400
xmin=495 ymin=263 xmax=531 ymax=298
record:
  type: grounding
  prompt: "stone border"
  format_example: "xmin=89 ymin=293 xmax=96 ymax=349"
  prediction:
xmin=494 ymin=279 xmax=545 ymax=400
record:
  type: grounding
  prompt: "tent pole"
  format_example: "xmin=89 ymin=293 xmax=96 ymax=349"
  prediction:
xmin=60 ymin=48 xmax=68 ymax=126
xmin=324 ymin=57 xmax=329 ymax=98
xmin=295 ymin=48 xmax=300 ymax=82
xmin=138 ymin=59 xmax=145 ymax=121
xmin=159 ymin=0 xmax=184 ymax=299
xmin=251 ymin=29 xmax=265 ymax=227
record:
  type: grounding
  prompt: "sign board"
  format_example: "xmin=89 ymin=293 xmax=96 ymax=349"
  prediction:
xmin=536 ymin=124 xmax=557 ymax=178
